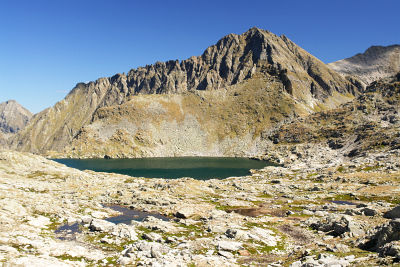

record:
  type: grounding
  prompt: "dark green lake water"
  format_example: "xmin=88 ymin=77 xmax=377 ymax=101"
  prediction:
xmin=53 ymin=157 xmax=271 ymax=180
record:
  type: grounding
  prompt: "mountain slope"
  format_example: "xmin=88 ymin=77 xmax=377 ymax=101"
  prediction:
xmin=264 ymin=72 xmax=400 ymax=165
xmin=329 ymin=45 xmax=400 ymax=85
xmin=11 ymin=28 xmax=362 ymax=157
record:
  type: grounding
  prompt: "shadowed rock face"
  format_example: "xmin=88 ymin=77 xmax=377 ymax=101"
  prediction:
xmin=11 ymin=27 xmax=361 ymax=156
xmin=329 ymin=45 xmax=400 ymax=85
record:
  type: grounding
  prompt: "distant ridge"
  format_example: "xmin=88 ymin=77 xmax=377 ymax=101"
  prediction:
xmin=0 ymin=100 xmax=32 ymax=134
xmin=329 ymin=44 xmax=400 ymax=85
xmin=0 ymin=100 xmax=32 ymax=149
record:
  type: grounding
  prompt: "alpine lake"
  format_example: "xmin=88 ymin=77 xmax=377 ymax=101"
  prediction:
xmin=53 ymin=157 xmax=272 ymax=180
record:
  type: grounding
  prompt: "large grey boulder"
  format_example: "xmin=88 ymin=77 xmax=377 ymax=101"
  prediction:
xmin=89 ymin=219 xmax=115 ymax=232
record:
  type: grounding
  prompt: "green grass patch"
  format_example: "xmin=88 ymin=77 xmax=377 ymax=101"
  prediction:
xmin=336 ymin=166 xmax=345 ymax=173
xmin=124 ymin=178 xmax=135 ymax=183
xmin=257 ymin=193 xmax=273 ymax=198
xmin=357 ymin=164 xmax=382 ymax=172
xmin=306 ymin=173 xmax=318 ymax=178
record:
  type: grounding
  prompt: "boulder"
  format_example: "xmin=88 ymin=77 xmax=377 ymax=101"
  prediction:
xmin=175 ymin=206 xmax=197 ymax=219
xmin=327 ymin=243 xmax=350 ymax=253
xmin=218 ymin=250 xmax=234 ymax=259
xmin=135 ymin=241 xmax=170 ymax=259
xmin=141 ymin=216 xmax=179 ymax=233
xmin=379 ymin=241 xmax=400 ymax=261
xmin=113 ymin=225 xmax=138 ymax=240
xmin=89 ymin=219 xmax=115 ymax=232
xmin=302 ymin=210 xmax=314 ymax=216
xmin=290 ymin=253 xmax=353 ymax=267
xmin=142 ymin=232 xmax=163 ymax=242
xmin=359 ymin=219 xmax=400 ymax=251
xmin=249 ymin=227 xmax=279 ymax=246
xmin=27 ymin=215 xmax=51 ymax=228
xmin=225 ymin=228 xmax=248 ymax=239
xmin=384 ymin=206 xmax=400 ymax=219
xmin=217 ymin=240 xmax=243 ymax=251
xmin=361 ymin=207 xmax=378 ymax=217
xmin=309 ymin=214 xmax=364 ymax=237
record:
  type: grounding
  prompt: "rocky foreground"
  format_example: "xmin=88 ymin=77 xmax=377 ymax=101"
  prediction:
xmin=1 ymin=75 xmax=400 ymax=266
xmin=0 ymin=145 xmax=399 ymax=266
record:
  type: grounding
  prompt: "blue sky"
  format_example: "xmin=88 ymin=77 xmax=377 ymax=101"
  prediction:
xmin=1 ymin=0 xmax=399 ymax=113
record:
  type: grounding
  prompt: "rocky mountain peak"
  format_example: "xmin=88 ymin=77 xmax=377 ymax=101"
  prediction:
xmin=0 ymin=100 xmax=32 ymax=134
xmin=364 ymin=44 xmax=400 ymax=56
xmin=11 ymin=28 xmax=361 ymax=155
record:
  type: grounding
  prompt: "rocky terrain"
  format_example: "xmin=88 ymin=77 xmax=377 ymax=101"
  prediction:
xmin=10 ymin=27 xmax=362 ymax=157
xmin=0 ymin=140 xmax=399 ymax=266
xmin=0 ymin=100 xmax=32 ymax=148
xmin=261 ymin=72 xmax=400 ymax=166
xmin=329 ymin=44 xmax=400 ymax=85
xmin=1 ymin=75 xmax=400 ymax=266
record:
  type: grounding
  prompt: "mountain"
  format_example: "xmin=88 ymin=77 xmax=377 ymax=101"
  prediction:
xmin=0 ymin=100 xmax=32 ymax=149
xmin=0 ymin=100 xmax=32 ymax=134
xmin=11 ymin=27 xmax=362 ymax=157
xmin=329 ymin=44 xmax=400 ymax=85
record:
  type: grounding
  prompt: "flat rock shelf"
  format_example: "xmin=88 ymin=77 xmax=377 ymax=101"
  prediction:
xmin=52 ymin=157 xmax=272 ymax=179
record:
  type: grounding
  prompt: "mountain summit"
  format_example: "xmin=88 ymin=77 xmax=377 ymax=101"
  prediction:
xmin=329 ymin=44 xmax=400 ymax=85
xmin=0 ymin=100 xmax=32 ymax=134
xmin=0 ymin=100 xmax=32 ymax=148
xmin=11 ymin=28 xmax=362 ymax=157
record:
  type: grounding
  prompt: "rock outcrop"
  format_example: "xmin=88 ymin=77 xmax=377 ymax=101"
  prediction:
xmin=11 ymin=27 xmax=361 ymax=157
xmin=359 ymin=219 xmax=400 ymax=253
xmin=329 ymin=44 xmax=400 ymax=85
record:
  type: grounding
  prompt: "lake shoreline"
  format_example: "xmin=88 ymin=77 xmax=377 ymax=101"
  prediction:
xmin=52 ymin=157 xmax=273 ymax=180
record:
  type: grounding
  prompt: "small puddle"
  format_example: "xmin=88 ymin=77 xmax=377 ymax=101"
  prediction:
xmin=55 ymin=205 xmax=170 ymax=240
xmin=55 ymin=222 xmax=81 ymax=241
xmin=331 ymin=200 xmax=357 ymax=205
xmin=104 ymin=205 xmax=170 ymax=225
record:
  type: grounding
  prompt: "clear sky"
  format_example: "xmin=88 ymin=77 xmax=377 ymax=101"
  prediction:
xmin=1 ymin=0 xmax=399 ymax=113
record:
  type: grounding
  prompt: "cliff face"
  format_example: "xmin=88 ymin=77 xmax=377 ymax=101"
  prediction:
xmin=11 ymin=28 xmax=361 ymax=157
xmin=329 ymin=45 xmax=400 ymax=85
